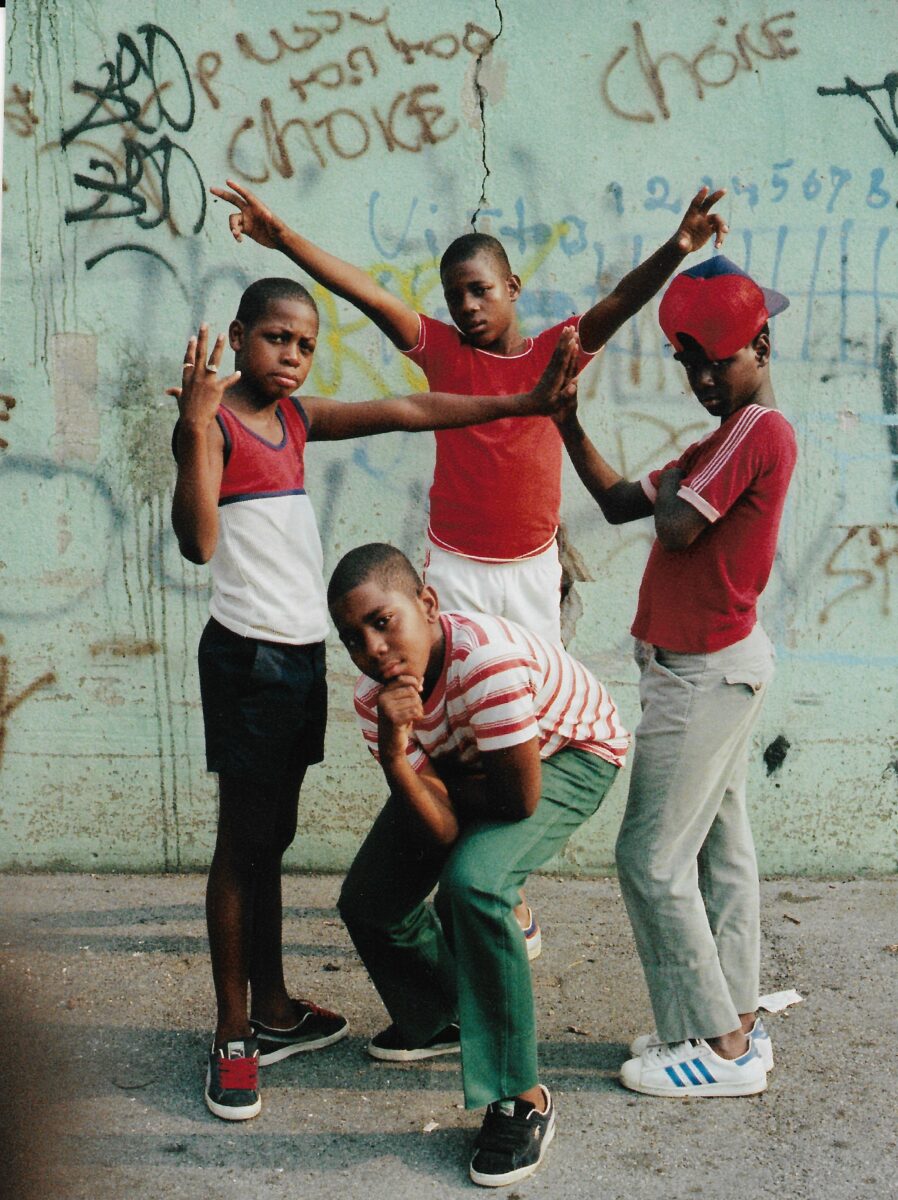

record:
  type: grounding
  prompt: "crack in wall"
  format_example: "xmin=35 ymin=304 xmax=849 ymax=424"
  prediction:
xmin=470 ymin=0 xmax=504 ymax=228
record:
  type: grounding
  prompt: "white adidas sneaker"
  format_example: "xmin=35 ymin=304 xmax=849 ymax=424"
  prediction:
xmin=629 ymin=1016 xmax=774 ymax=1071
xmin=619 ymin=1038 xmax=767 ymax=1097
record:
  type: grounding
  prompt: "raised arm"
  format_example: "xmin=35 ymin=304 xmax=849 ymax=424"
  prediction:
xmin=169 ymin=326 xmax=240 ymax=563
xmin=211 ymin=180 xmax=421 ymax=351
xmin=375 ymin=675 xmax=460 ymax=846
xmin=303 ymin=325 xmax=580 ymax=440
xmin=578 ymin=186 xmax=729 ymax=353
xmin=552 ymin=392 xmax=653 ymax=524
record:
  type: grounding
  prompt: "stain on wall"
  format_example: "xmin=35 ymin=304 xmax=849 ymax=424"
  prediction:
xmin=1 ymin=0 xmax=896 ymax=874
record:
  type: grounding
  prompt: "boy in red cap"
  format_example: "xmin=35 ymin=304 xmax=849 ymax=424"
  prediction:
xmin=553 ymin=255 xmax=796 ymax=1097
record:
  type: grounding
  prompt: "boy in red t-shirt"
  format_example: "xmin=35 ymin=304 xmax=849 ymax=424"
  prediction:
xmin=553 ymin=256 xmax=797 ymax=1098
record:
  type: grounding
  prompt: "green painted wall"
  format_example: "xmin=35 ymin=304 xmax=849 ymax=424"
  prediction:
xmin=1 ymin=0 xmax=895 ymax=873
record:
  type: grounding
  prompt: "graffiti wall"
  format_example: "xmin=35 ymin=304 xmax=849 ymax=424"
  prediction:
xmin=1 ymin=0 xmax=895 ymax=873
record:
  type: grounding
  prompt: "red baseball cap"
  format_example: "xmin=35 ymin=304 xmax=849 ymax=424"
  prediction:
xmin=659 ymin=255 xmax=789 ymax=360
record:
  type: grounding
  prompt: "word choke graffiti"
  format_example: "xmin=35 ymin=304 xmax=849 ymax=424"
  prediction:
xmin=61 ymin=23 xmax=205 ymax=236
xmin=226 ymin=7 xmax=494 ymax=178
xmin=601 ymin=12 xmax=798 ymax=123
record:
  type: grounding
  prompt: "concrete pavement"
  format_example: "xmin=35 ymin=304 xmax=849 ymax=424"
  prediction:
xmin=2 ymin=872 xmax=896 ymax=1200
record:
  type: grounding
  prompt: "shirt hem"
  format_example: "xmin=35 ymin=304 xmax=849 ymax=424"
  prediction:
xmin=426 ymin=526 xmax=558 ymax=563
xmin=209 ymin=603 xmax=328 ymax=646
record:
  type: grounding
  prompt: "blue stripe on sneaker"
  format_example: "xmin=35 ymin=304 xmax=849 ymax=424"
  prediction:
xmin=736 ymin=1045 xmax=759 ymax=1066
xmin=664 ymin=1066 xmax=686 ymax=1087
xmin=679 ymin=1061 xmax=703 ymax=1086
xmin=692 ymin=1057 xmax=716 ymax=1083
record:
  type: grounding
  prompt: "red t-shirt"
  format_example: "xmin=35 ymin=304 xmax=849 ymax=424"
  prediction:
xmin=631 ymin=404 xmax=797 ymax=653
xmin=403 ymin=314 xmax=598 ymax=561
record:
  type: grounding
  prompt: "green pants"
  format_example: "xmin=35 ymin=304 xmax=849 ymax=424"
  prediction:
xmin=339 ymin=749 xmax=618 ymax=1109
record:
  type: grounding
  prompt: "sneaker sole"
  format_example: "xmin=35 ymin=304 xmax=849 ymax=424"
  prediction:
xmin=469 ymin=1109 xmax=556 ymax=1187
xmin=256 ymin=1020 xmax=350 ymax=1066
xmin=367 ymin=1040 xmax=460 ymax=1063
xmin=204 ymin=1089 xmax=262 ymax=1120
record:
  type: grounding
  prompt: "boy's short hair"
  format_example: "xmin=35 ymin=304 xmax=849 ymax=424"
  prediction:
xmin=440 ymin=233 xmax=513 ymax=280
xmin=235 ymin=277 xmax=318 ymax=329
xmin=659 ymin=255 xmax=788 ymax=360
xmin=327 ymin=543 xmax=423 ymax=607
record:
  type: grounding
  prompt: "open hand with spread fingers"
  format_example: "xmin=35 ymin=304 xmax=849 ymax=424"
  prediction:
xmin=210 ymin=179 xmax=287 ymax=250
xmin=674 ymin=186 xmax=730 ymax=255
xmin=166 ymin=324 xmax=241 ymax=426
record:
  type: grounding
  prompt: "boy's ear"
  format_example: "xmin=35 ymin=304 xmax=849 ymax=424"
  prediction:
xmin=229 ymin=319 xmax=245 ymax=352
xmin=507 ymin=273 xmax=522 ymax=303
xmin=753 ymin=330 xmax=771 ymax=365
xmin=419 ymin=584 xmax=440 ymax=622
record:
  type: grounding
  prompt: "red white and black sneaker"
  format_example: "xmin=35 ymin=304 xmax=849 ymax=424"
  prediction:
xmin=251 ymin=999 xmax=349 ymax=1065
xmin=204 ymin=1037 xmax=261 ymax=1121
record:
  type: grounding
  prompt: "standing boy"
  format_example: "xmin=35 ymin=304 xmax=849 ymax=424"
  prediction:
xmin=327 ymin=544 xmax=629 ymax=1186
xmin=553 ymin=255 xmax=797 ymax=1096
xmin=170 ymin=279 xmax=579 ymax=1121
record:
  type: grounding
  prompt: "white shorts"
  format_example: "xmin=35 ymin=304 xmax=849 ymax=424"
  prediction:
xmin=422 ymin=539 xmax=562 ymax=644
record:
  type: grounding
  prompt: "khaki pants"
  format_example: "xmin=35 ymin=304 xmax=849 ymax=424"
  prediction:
xmin=615 ymin=625 xmax=775 ymax=1044
xmin=339 ymin=749 xmax=618 ymax=1108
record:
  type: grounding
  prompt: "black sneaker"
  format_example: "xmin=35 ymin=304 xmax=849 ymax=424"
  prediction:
xmin=251 ymin=1000 xmax=349 ymax=1065
xmin=469 ymin=1086 xmax=556 ymax=1187
xmin=367 ymin=1022 xmax=460 ymax=1062
xmin=204 ymin=1038 xmax=261 ymax=1121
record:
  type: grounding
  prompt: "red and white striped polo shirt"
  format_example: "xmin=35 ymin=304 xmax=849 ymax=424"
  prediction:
xmin=353 ymin=611 xmax=629 ymax=774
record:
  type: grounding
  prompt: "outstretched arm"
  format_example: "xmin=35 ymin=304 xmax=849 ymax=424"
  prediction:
xmin=211 ymin=180 xmax=421 ymax=351
xmin=578 ymin=186 xmax=729 ymax=353
xmin=169 ymin=326 xmax=240 ymax=563
xmin=552 ymin=392 xmax=654 ymax=524
xmin=303 ymin=325 xmax=580 ymax=440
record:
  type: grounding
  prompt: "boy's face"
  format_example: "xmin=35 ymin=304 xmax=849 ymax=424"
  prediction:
xmin=229 ymin=297 xmax=319 ymax=401
xmin=330 ymin=579 xmax=443 ymax=690
xmin=441 ymin=251 xmax=521 ymax=349
xmin=674 ymin=332 xmax=769 ymax=422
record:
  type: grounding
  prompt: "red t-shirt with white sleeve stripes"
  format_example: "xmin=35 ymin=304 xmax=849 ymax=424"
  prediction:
xmin=353 ymin=611 xmax=629 ymax=776
xmin=402 ymin=314 xmax=599 ymax=562
xmin=632 ymin=404 xmax=797 ymax=654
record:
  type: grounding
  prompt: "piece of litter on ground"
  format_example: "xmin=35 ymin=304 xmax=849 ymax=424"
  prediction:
xmin=423 ymin=1120 xmax=439 ymax=1133
xmin=783 ymin=912 xmax=801 ymax=925
xmin=566 ymin=1025 xmax=591 ymax=1037
xmin=883 ymin=944 xmax=898 ymax=955
xmin=758 ymin=989 xmax=804 ymax=1012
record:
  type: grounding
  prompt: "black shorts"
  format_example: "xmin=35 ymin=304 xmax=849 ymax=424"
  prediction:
xmin=198 ymin=618 xmax=327 ymax=784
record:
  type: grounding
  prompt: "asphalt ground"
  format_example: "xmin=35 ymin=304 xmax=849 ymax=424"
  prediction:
xmin=1 ymin=872 xmax=895 ymax=1200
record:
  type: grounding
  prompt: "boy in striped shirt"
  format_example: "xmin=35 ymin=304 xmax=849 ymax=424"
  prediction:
xmin=327 ymin=543 xmax=629 ymax=1187
xmin=554 ymin=256 xmax=797 ymax=1098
